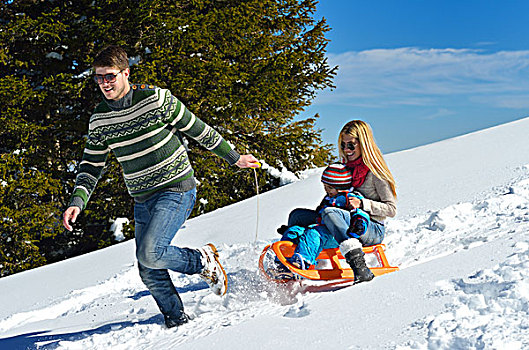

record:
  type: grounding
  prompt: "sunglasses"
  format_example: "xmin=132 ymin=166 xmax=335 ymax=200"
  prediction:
xmin=93 ymin=70 xmax=123 ymax=84
xmin=340 ymin=141 xmax=357 ymax=151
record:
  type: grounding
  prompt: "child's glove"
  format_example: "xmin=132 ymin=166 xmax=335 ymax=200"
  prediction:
xmin=276 ymin=225 xmax=289 ymax=235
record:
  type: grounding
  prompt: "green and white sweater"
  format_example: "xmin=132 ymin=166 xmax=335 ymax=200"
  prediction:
xmin=70 ymin=85 xmax=240 ymax=210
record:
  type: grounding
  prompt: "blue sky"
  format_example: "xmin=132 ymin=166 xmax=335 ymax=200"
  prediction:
xmin=302 ymin=1 xmax=529 ymax=153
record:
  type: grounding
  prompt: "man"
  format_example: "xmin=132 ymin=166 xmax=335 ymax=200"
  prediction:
xmin=62 ymin=45 xmax=259 ymax=328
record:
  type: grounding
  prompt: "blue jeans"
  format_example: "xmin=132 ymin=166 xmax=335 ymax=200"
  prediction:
xmin=321 ymin=207 xmax=385 ymax=246
xmin=134 ymin=188 xmax=200 ymax=319
xmin=288 ymin=207 xmax=385 ymax=246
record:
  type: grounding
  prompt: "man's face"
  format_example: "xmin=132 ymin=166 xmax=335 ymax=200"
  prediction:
xmin=94 ymin=66 xmax=130 ymax=101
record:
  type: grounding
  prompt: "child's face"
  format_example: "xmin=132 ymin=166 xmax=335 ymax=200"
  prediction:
xmin=323 ymin=183 xmax=339 ymax=197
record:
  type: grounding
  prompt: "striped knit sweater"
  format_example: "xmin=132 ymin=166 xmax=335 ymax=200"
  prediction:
xmin=69 ymin=85 xmax=240 ymax=210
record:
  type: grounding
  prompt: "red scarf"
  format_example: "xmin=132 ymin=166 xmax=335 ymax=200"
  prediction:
xmin=345 ymin=157 xmax=370 ymax=188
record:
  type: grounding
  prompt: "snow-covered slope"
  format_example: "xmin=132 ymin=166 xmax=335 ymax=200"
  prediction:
xmin=2 ymin=117 xmax=529 ymax=349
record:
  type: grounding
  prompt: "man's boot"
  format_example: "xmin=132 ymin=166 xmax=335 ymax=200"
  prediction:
xmin=164 ymin=313 xmax=190 ymax=329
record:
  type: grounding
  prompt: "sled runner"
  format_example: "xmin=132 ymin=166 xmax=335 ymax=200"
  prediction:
xmin=259 ymin=240 xmax=398 ymax=282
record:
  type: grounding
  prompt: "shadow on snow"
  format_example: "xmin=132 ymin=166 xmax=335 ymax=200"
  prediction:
xmin=0 ymin=315 xmax=161 ymax=350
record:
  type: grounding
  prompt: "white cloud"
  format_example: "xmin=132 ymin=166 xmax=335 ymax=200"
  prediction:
xmin=470 ymin=94 xmax=529 ymax=109
xmin=422 ymin=108 xmax=456 ymax=120
xmin=316 ymin=48 xmax=529 ymax=109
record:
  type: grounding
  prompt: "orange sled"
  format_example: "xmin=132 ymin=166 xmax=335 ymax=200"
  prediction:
xmin=259 ymin=240 xmax=398 ymax=282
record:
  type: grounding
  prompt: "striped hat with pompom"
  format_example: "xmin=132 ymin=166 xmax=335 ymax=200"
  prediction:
xmin=321 ymin=163 xmax=352 ymax=190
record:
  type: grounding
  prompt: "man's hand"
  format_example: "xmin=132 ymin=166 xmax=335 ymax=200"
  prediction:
xmin=63 ymin=206 xmax=81 ymax=231
xmin=236 ymin=154 xmax=260 ymax=168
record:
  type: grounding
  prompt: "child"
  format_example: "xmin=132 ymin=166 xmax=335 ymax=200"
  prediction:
xmin=270 ymin=164 xmax=370 ymax=279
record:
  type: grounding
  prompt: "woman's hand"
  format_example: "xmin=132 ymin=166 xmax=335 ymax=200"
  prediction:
xmin=347 ymin=196 xmax=362 ymax=210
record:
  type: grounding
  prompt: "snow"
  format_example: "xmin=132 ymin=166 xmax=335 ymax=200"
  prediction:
xmin=3 ymin=117 xmax=529 ymax=349
xmin=109 ymin=218 xmax=129 ymax=242
xmin=45 ymin=52 xmax=63 ymax=60
xmin=260 ymin=160 xmax=299 ymax=186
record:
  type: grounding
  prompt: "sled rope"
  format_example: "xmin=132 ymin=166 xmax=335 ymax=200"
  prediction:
xmin=253 ymin=164 xmax=260 ymax=243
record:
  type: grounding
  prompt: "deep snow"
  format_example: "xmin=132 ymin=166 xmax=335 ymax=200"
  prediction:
xmin=2 ymin=117 xmax=529 ymax=349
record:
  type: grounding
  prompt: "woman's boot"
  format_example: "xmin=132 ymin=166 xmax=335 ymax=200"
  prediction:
xmin=344 ymin=248 xmax=374 ymax=283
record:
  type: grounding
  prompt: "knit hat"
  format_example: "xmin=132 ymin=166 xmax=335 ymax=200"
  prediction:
xmin=321 ymin=163 xmax=353 ymax=190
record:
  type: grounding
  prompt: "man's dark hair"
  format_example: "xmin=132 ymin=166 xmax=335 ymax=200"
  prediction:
xmin=93 ymin=45 xmax=129 ymax=70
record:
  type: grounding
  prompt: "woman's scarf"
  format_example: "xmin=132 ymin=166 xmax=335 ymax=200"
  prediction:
xmin=345 ymin=157 xmax=370 ymax=188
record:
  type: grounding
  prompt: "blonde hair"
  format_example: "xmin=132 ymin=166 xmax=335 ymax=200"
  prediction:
xmin=339 ymin=120 xmax=397 ymax=197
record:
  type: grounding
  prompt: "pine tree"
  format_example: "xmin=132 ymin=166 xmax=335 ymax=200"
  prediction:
xmin=0 ymin=0 xmax=136 ymax=272
xmin=0 ymin=0 xmax=335 ymax=275
xmin=132 ymin=0 xmax=336 ymax=212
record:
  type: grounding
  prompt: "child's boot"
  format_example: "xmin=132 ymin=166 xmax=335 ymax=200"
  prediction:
xmin=347 ymin=209 xmax=370 ymax=238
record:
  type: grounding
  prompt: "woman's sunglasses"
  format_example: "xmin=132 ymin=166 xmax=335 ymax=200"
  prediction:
xmin=340 ymin=141 xmax=357 ymax=151
xmin=93 ymin=70 xmax=123 ymax=84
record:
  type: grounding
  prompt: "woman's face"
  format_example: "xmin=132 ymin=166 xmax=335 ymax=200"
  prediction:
xmin=341 ymin=134 xmax=361 ymax=162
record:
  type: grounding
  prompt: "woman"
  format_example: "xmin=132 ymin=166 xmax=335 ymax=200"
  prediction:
xmin=287 ymin=120 xmax=397 ymax=283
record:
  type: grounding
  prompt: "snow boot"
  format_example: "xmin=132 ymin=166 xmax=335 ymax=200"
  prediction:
xmin=164 ymin=313 xmax=190 ymax=329
xmin=198 ymin=243 xmax=228 ymax=296
xmin=289 ymin=253 xmax=307 ymax=270
xmin=267 ymin=262 xmax=295 ymax=280
xmin=344 ymin=248 xmax=374 ymax=283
